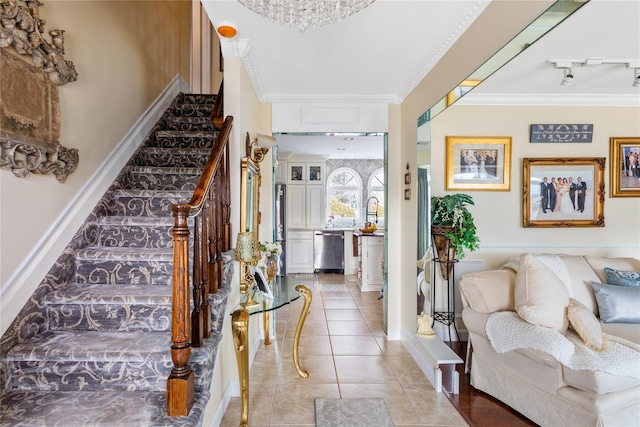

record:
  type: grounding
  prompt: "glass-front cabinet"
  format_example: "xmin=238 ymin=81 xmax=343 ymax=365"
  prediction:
xmin=288 ymin=162 xmax=325 ymax=185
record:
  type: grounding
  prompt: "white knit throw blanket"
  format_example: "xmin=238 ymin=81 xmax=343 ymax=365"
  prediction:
xmin=486 ymin=311 xmax=640 ymax=379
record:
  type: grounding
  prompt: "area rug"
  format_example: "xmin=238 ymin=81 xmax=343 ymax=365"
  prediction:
xmin=313 ymin=284 xmax=349 ymax=292
xmin=314 ymin=398 xmax=394 ymax=427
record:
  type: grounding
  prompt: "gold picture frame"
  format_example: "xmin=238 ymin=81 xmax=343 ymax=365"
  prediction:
xmin=445 ymin=136 xmax=511 ymax=191
xmin=523 ymin=157 xmax=605 ymax=228
xmin=609 ymin=137 xmax=640 ymax=197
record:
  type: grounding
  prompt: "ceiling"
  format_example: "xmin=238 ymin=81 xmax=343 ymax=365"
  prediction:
xmin=202 ymin=0 xmax=640 ymax=158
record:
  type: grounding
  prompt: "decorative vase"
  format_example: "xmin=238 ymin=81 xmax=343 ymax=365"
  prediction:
xmin=431 ymin=225 xmax=457 ymax=280
xmin=265 ymin=254 xmax=278 ymax=283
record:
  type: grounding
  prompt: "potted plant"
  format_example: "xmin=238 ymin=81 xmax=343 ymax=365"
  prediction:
xmin=430 ymin=193 xmax=480 ymax=279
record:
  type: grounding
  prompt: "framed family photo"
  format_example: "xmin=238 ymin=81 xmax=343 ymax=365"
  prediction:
xmin=523 ymin=157 xmax=605 ymax=228
xmin=609 ymin=137 xmax=640 ymax=197
xmin=445 ymin=136 xmax=512 ymax=191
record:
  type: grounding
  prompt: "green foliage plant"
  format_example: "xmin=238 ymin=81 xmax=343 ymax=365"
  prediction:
xmin=431 ymin=193 xmax=480 ymax=259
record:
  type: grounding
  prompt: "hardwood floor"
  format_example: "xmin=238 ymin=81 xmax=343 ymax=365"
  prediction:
xmin=442 ymin=340 xmax=538 ymax=427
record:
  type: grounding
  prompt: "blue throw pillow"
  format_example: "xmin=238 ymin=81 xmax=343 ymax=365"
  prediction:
xmin=590 ymin=281 xmax=640 ymax=323
xmin=604 ymin=267 xmax=640 ymax=287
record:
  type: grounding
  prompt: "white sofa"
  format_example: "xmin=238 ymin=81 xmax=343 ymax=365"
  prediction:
xmin=460 ymin=253 xmax=640 ymax=427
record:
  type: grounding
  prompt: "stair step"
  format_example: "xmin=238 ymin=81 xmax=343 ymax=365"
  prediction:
xmin=113 ymin=189 xmax=192 ymax=216
xmin=165 ymin=116 xmax=216 ymax=132
xmin=96 ymin=215 xmax=196 ymax=248
xmin=152 ymin=130 xmax=217 ymax=149
xmin=133 ymin=147 xmax=211 ymax=168
xmin=123 ymin=166 xmax=204 ymax=192
xmin=5 ymin=330 xmax=171 ymax=391
xmin=75 ymin=246 xmax=174 ymax=285
xmin=97 ymin=216 xmax=175 ymax=248
xmin=45 ymin=283 xmax=172 ymax=332
xmin=182 ymin=93 xmax=217 ymax=105
xmin=0 ymin=390 xmax=182 ymax=426
xmin=4 ymin=330 xmax=222 ymax=392
xmin=171 ymin=103 xmax=213 ymax=117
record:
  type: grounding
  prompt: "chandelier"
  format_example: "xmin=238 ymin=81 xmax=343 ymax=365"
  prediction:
xmin=237 ymin=0 xmax=376 ymax=32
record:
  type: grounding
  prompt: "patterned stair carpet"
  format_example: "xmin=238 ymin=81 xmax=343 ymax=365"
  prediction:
xmin=0 ymin=93 xmax=232 ymax=426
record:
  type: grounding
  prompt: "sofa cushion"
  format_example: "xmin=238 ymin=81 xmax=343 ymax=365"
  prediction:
xmin=459 ymin=269 xmax=516 ymax=313
xmin=604 ymin=267 xmax=640 ymax=287
xmin=563 ymin=366 xmax=640 ymax=394
xmin=585 ymin=256 xmax=640 ymax=284
xmin=515 ymin=254 xmax=570 ymax=333
xmin=558 ymin=254 xmax=601 ymax=314
xmin=590 ymin=281 xmax=640 ymax=323
xmin=567 ymin=298 xmax=605 ymax=350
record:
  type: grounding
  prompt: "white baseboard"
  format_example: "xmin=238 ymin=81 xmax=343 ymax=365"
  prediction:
xmin=0 ymin=75 xmax=190 ymax=335
xmin=209 ymin=380 xmax=239 ymax=427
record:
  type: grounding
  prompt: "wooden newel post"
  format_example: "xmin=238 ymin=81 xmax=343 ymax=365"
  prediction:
xmin=167 ymin=204 xmax=194 ymax=416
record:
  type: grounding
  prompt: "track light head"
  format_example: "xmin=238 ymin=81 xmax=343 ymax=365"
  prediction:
xmin=561 ymin=68 xmax=574 ymax=86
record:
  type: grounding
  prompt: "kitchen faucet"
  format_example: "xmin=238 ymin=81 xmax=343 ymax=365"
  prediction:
xmin=365 ymin=196 xmax=379 ymax=224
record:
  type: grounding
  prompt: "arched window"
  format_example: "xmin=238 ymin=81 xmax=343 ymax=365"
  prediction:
xmin=366 ymin=168 xmax=385 ymax=225
xmin=326 ymin=168 xmax=362 ymax=222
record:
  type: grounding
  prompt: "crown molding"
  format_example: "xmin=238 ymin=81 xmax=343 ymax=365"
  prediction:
xmin=456 ymin=93 xmax=640 ymax=107
xmin=262 ymin=93 xmax=400 ymax=104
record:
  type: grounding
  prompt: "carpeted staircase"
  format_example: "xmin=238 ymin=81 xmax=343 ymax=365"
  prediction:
xmin=0 ymin=93 xmax=233 ymax=426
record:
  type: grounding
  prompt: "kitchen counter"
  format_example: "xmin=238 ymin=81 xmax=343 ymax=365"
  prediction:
xmin=353 ymin=230 xmax=385 ymax=237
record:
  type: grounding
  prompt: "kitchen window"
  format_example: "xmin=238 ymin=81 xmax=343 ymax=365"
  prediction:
xmin=367 ymin=168 xmax=385 ymax=226
xmin=326 ymin=168 xmax=361 ymax=223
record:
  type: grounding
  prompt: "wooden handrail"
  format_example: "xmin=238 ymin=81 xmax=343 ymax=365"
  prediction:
xmin=167 ymin=111 xmax=233 ymax=417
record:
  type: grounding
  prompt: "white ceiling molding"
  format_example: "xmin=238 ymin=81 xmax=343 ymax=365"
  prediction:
xmin=457 ymin=93 xmax=640 ymax=107
xmin=263 ymin=93 xmax=400 ymax=104
xmin=396 ymin=0 xmax=490 ymax=101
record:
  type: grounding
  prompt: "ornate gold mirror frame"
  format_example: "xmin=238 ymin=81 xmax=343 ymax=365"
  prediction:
xmin=240 ymin=156 xmax=260 ymax=234
xmin=237 ymin=132 xmax=271 ymax=296
xmin=0 ymin=0 xmax=79 ymax=182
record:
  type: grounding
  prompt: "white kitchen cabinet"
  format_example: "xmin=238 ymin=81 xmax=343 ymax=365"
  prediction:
xmin=343 ymin=230 xmax=359 ymax=276
xmin=275 ymin=159 xmax=287 ymax=184
xmin=357 ymin=235 xmax=384 ymax=292
xmin=287 ymin=162 xmax=325 ymax=185
xmin=286 ymin=230 xmax=314 ymax=273
xmin=287 ymin=185 xmax=325 ymax=229
xmin=306 ymin=186 xmax=325 ymax=228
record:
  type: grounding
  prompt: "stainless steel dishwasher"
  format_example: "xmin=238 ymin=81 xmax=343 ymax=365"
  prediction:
xmin=313 ymin=231 xmax=344 ymax=273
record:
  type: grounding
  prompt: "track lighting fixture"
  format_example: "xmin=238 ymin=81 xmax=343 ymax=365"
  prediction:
xmin=561 ymin=68 xmax=574 ymax=86
xmin=550 ymin=58 xmax=640 ymax=87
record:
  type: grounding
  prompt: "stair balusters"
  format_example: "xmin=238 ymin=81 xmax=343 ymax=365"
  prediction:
xmin=167 ymin=115 xmax=233 ymax=416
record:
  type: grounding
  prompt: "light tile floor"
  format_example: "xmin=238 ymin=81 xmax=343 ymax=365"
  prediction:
xmin=220 ymin=274 xmax=468 ymax=427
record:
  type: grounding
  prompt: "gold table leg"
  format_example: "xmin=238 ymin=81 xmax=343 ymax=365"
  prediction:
xmin=263 ymin=301 xmax=271 ymax=345
xmin=293 ymin=285 xmax=312 ymax=378
xmin=232 ymin=308 xmax=250 ymax=427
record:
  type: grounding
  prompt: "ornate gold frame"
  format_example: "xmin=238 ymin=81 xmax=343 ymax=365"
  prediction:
xmin=609 ymin=137 xmax=640 ymax=197
xmin=445 ymin=136 xmax=511 ymax=191
xmin=239 ymin=157 xmax=260 ymax=234
xmin=523 ymin=157 xmax=605 ymax=228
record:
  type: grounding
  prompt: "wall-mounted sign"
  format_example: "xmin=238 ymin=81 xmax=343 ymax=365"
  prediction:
xmin=530 ymin=124 xmax=593 ymax=143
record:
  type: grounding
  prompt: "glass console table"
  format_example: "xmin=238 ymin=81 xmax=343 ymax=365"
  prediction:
xmin=230 ymin=275 xmax=313 ymax=427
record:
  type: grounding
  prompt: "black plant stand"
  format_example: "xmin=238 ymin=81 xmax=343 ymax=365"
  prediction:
xmin=431 ymin=254 xmax=459 ymax=343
